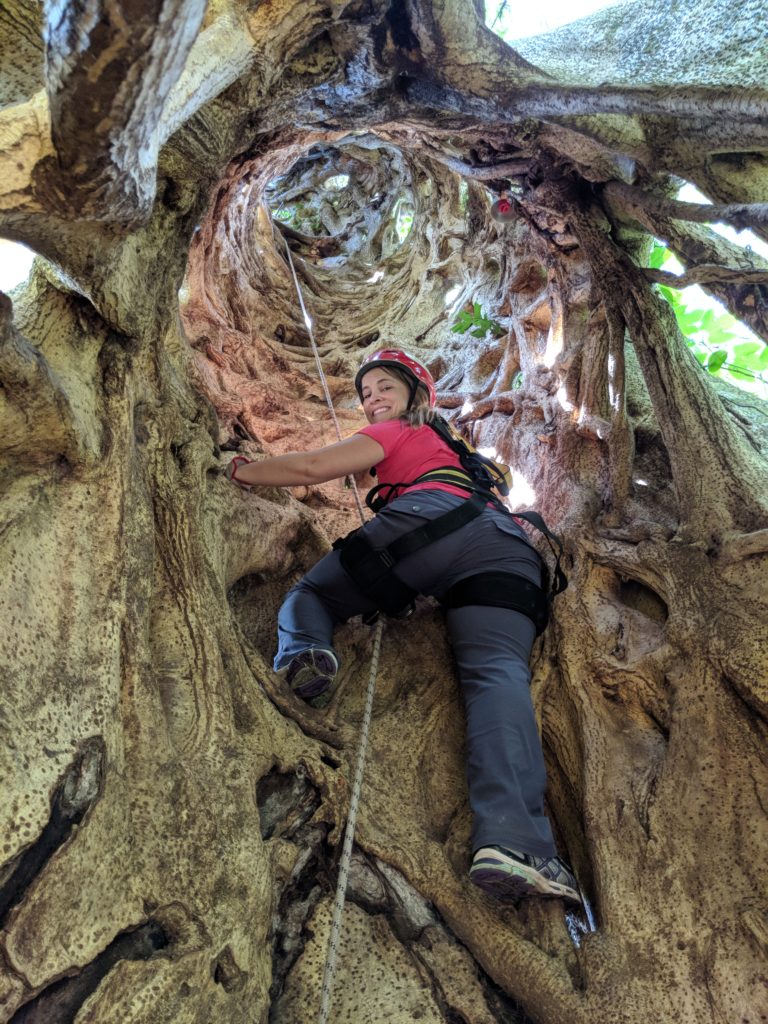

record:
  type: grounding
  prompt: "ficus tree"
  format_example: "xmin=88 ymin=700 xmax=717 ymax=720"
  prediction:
xmin=0 ymin=1 xmax=766 ymax=1022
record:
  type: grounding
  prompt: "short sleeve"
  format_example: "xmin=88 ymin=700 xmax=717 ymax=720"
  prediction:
xmin=357 ymin=420 xmax=409 ymax=459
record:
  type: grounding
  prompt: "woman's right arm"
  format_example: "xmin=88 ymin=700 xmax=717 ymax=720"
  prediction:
xmin=228 ymin=433 xmax=385 ymax=488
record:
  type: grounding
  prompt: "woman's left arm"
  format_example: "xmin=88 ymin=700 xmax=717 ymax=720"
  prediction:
xmin=227 ymin=434 xmax=385 ymax=488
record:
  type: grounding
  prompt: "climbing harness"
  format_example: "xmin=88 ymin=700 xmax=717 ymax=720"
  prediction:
xmin=278 ymin=229 xmax=383 ymax=1024
xmin=335 ymin=395 xmax=568 ymax=633
xmin=335 ymin=478 xmax=565 ymax=634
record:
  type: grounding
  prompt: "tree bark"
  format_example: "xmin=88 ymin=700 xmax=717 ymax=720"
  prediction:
xmin=1 ymin=2 xmax=767 ymax=1023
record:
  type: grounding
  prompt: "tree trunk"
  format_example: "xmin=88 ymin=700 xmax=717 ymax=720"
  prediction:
xmin=1 ymin=2 xmax=767 ymax=1023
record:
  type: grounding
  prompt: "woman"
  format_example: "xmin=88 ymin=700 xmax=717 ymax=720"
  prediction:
xmin=226 ymin=349 xmax=580 ymax=904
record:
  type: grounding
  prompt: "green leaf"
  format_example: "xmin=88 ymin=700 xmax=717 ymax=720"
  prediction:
xmin=649 ymin=243 xmax=667 ymax=270
xmin=451 ymin=312 xmax=472 ymax=332
xmin=677 ymin=313 xmax=705 ymax=333
xmin=733 ymin=341 xmax=761 ymax=359
xmin=707 ymin=327 xmax=735 ymax=347
xmin=471 ymin=328 xmax=486 ymax=338
xmin=732 ymin=341 xmax=768 ymax=370
xmin=707 ymin=350 xmax=728 ymax=373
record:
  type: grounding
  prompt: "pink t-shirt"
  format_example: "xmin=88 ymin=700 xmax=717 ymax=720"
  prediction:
xmin=357 ymin=419 xmax=469 ymax=503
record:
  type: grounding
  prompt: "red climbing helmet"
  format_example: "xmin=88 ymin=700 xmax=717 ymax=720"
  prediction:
xmin=354 ymin=349 xmax=437 ymax=407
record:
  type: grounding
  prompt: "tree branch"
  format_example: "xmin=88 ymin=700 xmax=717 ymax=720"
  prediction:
xmin=426 ymin=152 xmax=532 ymax=180
xmin=604 ymin=180 xmax=768 ymax=233
xmin=605 ymin=303 xmax=634 ymax=520
xmin=644 ymin=265 xmax=768 ymax=288
xmin=35 ymin=0 xmax=206 ymax=221
xmin=153 ymin=13 xmax=255 ymax=151
xmin=403 ymin=77 xmax=768 ymax=136
xmin=0 ymin=93 xmax=53 ymax=216
xmin=569 ymin=210 xmax=768 ymax=537
xmin=607 ymin=198 xmax=768 ymax=343
xmin=718 ymin=529 xmax=768 ymax=565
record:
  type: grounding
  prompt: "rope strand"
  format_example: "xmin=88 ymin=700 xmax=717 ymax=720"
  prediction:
xmin=280 ymin=232 xmax=367 ymax=524
xmin=273 ymin=218 xmax=383 ymax=1023
xmin=317 ymin=616 xmax=384 ymax=1024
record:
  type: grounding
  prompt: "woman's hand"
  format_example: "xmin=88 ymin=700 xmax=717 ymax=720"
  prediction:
xmin=224 ymin=455 xmax=253 ymax=489
xmin=224 ymin=434 xmax=385 ymax=489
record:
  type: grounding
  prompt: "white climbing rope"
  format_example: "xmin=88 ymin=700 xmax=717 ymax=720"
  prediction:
xmin=279 ymin=230 xmax=367 ymax=522
xmin=317 ymin=616 xmax=384 ymax=1024
xmin=274 ymin=221 xmax=384 ymax=1023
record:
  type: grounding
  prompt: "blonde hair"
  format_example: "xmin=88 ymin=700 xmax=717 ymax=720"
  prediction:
xmin=382 ymin=366 xmax=439 ymax=427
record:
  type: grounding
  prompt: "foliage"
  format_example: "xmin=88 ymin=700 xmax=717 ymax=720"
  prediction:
xmin=650 ymin=243 xmax=768 ymax=395
xmin=272 ymin=202 xmax=323 ymax=235
xmin=451 ymin=302 xmax=505 ymax=339
xmin=394 ymin=199 xmax=414 ymax=243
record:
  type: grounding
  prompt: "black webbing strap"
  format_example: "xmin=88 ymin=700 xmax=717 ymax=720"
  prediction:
xmin=441 ymin=571 xmax=549 ymax=635
xmin=336 ymin=492 xmax=488 ymax=616
xmin=387 ymin=492 xmax=488 ymax=559
xmin=512 ymin=510 xmax=568 ymax=595
xmin=336 ymin=533 xmax=417 ymax=616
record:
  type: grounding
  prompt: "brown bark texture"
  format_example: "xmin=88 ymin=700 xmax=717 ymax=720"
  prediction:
xmin=1 ymin=1 xmax=767 ymax=1022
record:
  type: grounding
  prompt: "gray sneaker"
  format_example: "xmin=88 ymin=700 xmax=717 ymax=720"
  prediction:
xmin=470 ymin=845 xmax=582 ymax=904
xmin=284 ymin=648 xmax=338 ymax=707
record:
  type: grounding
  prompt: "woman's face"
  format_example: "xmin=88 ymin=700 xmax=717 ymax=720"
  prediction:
xmin=360 ymin=368 xmax=410 ymax=424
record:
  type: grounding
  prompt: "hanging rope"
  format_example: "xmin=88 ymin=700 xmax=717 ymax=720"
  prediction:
xmin=279 ymin=230 xmax=367 ymax=523
xmin=275 ymin=221 xmax=384 ymax=1023
xmin=317 ymin=615 xmax=384 ymax=1024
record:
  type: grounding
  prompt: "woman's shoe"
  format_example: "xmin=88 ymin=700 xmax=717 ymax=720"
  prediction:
xmin=284 ymin=648 xmax=338 ymax=707
xmin=470 ymin=845 xmax=581 ymax=904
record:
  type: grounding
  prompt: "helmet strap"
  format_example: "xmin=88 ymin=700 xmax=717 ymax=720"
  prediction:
xmin=406 ymin=378 xmax=419 ymax=411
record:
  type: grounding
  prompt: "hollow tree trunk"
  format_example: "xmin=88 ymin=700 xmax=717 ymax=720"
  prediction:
xmin=1 ymin=2 xmax=767 ymax=1023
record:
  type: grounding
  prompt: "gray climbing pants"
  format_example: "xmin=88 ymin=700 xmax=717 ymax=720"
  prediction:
xmin=274 ymin=490 xmax=557 ymax=858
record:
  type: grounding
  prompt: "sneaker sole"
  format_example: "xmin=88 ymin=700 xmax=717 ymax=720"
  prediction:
xmin=470 ymin=861 xmax=581 ymax=904
xmin=291 ymin=669 xmax=331 ymax=700
xmin=286 ymin=650 xmax=337 ymax=704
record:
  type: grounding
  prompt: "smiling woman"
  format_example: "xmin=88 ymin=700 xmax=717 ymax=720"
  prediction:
xmin=225 ymin=348 xmax=580 ymax=905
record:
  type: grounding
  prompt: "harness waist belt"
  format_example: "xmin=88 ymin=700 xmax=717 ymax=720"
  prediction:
xmin=334 ymin=494 xmax=550 ymax=631
xmin=366 ymin=465 xmax=478 ymax=511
